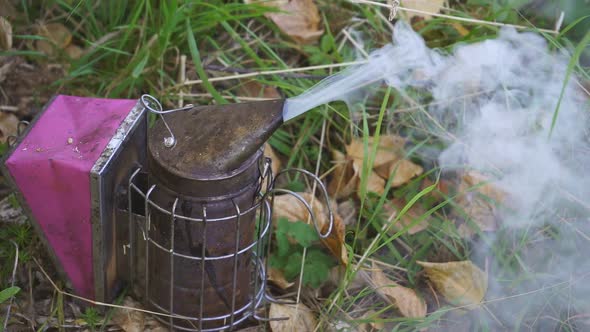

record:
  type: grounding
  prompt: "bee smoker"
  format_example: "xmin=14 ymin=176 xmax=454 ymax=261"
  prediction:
xmin=1 ymin=94 xmax=332 ymax=331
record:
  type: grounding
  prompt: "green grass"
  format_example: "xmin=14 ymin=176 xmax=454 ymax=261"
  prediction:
xmin=2 ymin=0 xmax=589 ymax=331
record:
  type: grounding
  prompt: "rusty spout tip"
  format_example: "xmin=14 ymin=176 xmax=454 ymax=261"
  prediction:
xmin=148 ymin=99 xmax=285 ymax=181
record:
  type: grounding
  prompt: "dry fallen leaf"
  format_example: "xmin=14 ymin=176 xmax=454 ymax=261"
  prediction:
xmin=371 ymin=263 xmax=427 ymax=318
xmin=375 ymin=158 xmax=423 ymax=188
xmin=328 ymin=149 xmax=357 ymax=199
xmin=264 ymin=142 xmax=282 ymax=177
xmin=246 ymin=0 xmax=323 ymax=44
xmin=111 ymin=297 xmax=146 ymax=332
xmin=352 ymin=159 xmax=386 ymax=196
xmin=400 ymin=0 xmax=446 ymax=21
xmin=456 ymin=171 xmax=505 ymax=236
xmin=0 ymin=17 xmax=12 ymax=50
xmin=0 ymin=112 xmax=19 ymax=143
xmin=268 ymin=267 xmax=295 ymax=289
xmin=36 ymin=23 xmax=72 ymax=57
xmin=269 ymin=303 xmax=317 ymax=332
xmin=272 ymin=192 xmax=327 ymax=228
xmin=273 ymin=192 xmax=347 ymax=264
xmin=383 ymin=198 xmax=430 ymax=235
xmin=65 ymin=44 xmax=83 ymax=59
xmin=418 ymin=260 xmax=487 ymax=308
xmin=239 ymin=80 xmax=281 ymax=99
xmin=320 ymin=210 xmax=347 ymax=265
xmin=346 ymin=135 xmax=404 ymax=169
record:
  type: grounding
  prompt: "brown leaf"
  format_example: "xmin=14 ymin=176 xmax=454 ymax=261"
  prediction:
xmin=400 ymin=0 xmax=446 ymax=21
xmin=269 ymin=303 xmax=317 ymax=332
xmin=456 ymin=171 xmax=505 ymax=235
xmin=268 ymin=267 xmax=294 ymax=289
xmin=320 ymin=210 xmax=347 ymax=265
xmin=346 ymin=135 xmax=405 ymax=168
xmin=375 ymin=158 xmax=423 ymax=188
xmin=421 ymin=177 xmax=452 ymax=202
xmin=272 ymin=192 xmax=327 ymax=228
xmin=65 ymin=44 xmax=83 ymax=59
xmin=0 ymin=17 xmax=12 ymax=50
xmin=264 ymin=142 xmax=281 ymax=177
xmin=352 ymin=159 xmax=386 ymax=196
xmin=418 ymin=260 xmax=487 ymax=308
xmin=328 ymin=149 xmax=357 ymax=199
xmin=0 ymin=112 xmax=19 ymax=143
xmin=246 ymin=0 xmax=323 ymax=44
xmin=371 ymin=263 xmax=427 ymax=318
xmin=383 ymin=198 xmax=430 ymax=235
xmin=273 ymin=192 xmax=347 ymax=264
xmin=35 ymin=23 xmax=72 ymax=57
xmin=239 ymin=80 xmax=281 ymax=99
xmin=111 ymin=297 xmax=146 ymax=332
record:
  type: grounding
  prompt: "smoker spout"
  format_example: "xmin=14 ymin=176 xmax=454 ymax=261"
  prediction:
xmin=148 ymin=99 xmax=285 ymax=177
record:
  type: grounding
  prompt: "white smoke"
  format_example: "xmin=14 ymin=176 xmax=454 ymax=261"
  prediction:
xmin=285 ymin=21 xmax=590 ymax=329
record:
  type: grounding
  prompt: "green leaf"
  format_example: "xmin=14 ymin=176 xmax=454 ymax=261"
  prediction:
xmin=185 ymin=19 xmax=226 ymax=105
xmin=287 ymin=221 xmax=319 ymax=248
xmin=283 ymin=251 xmax=303 ymax=280
xmin=302 ymin=248 xmax=336 ymax=288
xmin=131 ymin=54 xmax=148 ymax=78
xmin=275 ymin=218 xmax=291 ymax=257
xmin=0 ymin=286 xmax=20 ymax=304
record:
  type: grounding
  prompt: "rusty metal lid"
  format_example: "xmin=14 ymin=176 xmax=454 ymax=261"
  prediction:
xmin=147 ymin=99 xmax=284 ymax=197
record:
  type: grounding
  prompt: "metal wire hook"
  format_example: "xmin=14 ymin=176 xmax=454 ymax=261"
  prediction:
xmin=271 ymin=168 xmax=334 ymax=239
xmin=140 ymin=94 xmax=194 ymax=148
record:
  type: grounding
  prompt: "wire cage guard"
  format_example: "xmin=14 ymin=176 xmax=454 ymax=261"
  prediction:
xmin=124 ymin=160 xmax=333 ymax=331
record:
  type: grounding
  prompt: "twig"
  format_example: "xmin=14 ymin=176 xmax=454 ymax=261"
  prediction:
xmin=349 ymin=0 xmax=560 ymax=34
xmin=177 ymin=93 xmax=277 ymax=101
xmin=174 ymin=61 xmax=368 ymax=89
xmin=0 ymin=105 xmax=18 ymax=112
xmin=31 ymin=257 xmax=207 ymax=321
xmin=178 ymin=55 xmax=187 ymax=108
xmin=204 ymin=64 xmax=328 ymax=80
xmin=341 ymin=29 xmax=369 ymax=58
xmin=3 ymin=240 xmax=19 ymax=331
xmin=296 ymin=118 xmax=328 ymax=332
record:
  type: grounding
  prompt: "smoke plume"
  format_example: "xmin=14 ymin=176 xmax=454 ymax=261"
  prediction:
xmin=285 ymin=21 xmax=590 ymax=329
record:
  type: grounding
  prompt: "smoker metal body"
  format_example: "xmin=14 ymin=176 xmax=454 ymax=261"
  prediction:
xmin=2 ymin=94 xmax=332 ymax=331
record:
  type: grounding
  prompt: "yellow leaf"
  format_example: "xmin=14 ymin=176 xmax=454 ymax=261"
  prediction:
xmin=273 ymin=192 xmax=347 ymax=264
xmin=272 ymin=192 xmax=327 ymax=228
xmin=65 ymin=44 xmax=84 ymax=59
xmin=400 ymin=0 xmax=446 ymax=21
xmin=0 ymin=17 xmax=12 ymax=50
xmin=456 ymin=171 xmax=506 ymax=236
xmin=371 ymin=264 xmax=427 ymax=318
xmin=264 ymin=142 xmax=282 ymax=177
xmin=346 ymin=135 xmax=404 ymax=168
xmin=269 ymin=303 xmax=317 ymax=332
xmin=383 ymin=198 xmax=430 ymax=235
xmin=328 ymin=149 xmax=357 ymax=199
xmin=111 ymin=297 xmax=146 ymax=332
xmin=352 ymin=158 xmax=386 ymax=196
xmin=239 ymin=80 xmax=282 ymax=99
xmin=320 ymin=210 xmax=348 ymax=265
xmin=35 ymin=23 xmax=72 ymax=57
xmin=451 ymin=22 xmax=470 ymax=36
xmin=246 ymin=0 xmax=323 ymax=44
xmin=375 ymin=158 xmax=423 ymax=188
xmin=268 ymin=267 xmax=295 ymax=289
xmin=0 ymin=112 xmax=18 ymax=143
xmin=417 ymin=260 xmax=487 ymax=308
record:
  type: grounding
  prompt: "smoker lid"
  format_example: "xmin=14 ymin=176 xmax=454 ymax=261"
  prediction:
xmin=148 ymin=99 xmax=284 ymax=176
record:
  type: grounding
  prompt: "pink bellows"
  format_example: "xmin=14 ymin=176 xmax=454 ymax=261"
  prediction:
xmin=5 ymin=95 xmax=137 ymax=299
